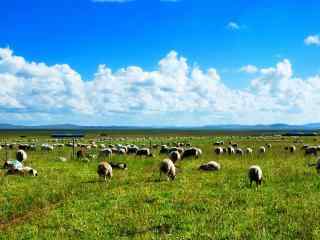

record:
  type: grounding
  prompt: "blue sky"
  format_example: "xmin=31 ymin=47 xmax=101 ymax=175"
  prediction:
xmin=1 ymin=0 xmax=320 ymax=126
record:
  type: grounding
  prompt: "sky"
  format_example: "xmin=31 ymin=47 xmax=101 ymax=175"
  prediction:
xmin=1 ymin=0 xmax=320 ymax=126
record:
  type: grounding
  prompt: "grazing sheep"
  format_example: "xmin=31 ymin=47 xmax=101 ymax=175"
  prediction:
xmin=246 ymin=148 xmax=253 ymax=154
xmin=199 ymin=161 xmax=221 ymax=171
xmin=97 ymin=162 xmax=113 ymax=181
xmin=248 ymin=165 xmax=263 ymax=187
xmin=235 ymin=148 xmax=244 ymax=155
xmin=169 ymin=150 xmax=181 ymax=163
xmin=127 ymin=146 xmax=139 ymax=154
xmin=227 ymin=146 xmax=235 ymax=155
xmin=99 ymin=148 xmax=113 ymax=158
xmin=41 ymin=144 xmax=54 ymax=151
xmin=159 ymin=145 xmax=169 ymax=154
xmin=181 ymin=147 xmax=202 ymax=159
xmin=259 ymin=146 xmax=266 ymax=153
xmin=136 ymin=148 xmax=153 ymax=157
xmin=214 ymin=147 xmax=224 ymax=155
xmin=159 ymin=159 xmax=176 ymax=180
xmin=16 ymin=150 xmax=27 ymax=162
xmin=266 ymin=143 xmax=272 ymax=148
xmin=305 ymin=146 xmax=318 ymax=156
xmin=109 ymin=162 xmax=127 ymax=170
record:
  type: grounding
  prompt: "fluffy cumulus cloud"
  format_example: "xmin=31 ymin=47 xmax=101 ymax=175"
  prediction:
xmin=304 ymin=35 xmax=320 ymax=46
xmin=0 ymin=47 xmax=320 ymax=125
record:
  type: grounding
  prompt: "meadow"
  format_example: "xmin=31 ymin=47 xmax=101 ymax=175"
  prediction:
xmin=1 ymin=131 xmax=320 ymax=239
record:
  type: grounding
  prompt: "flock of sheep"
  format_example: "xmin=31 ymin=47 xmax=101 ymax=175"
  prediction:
xmin=2 ymin=137 xmax=320 ymax=188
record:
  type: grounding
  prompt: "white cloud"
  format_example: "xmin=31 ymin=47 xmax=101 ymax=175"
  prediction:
xmin=0 ymin=47 xmax=320 ymax=125
xmin=240 ymin=65 xmax=258 ymax=74
xmin=304 ymin=35 xmax=320 ymax=46
xmin=227 ymin=21 xmax=240 ymax=31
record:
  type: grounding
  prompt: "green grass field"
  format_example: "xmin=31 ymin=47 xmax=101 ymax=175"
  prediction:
xmin=1 ymin=132 xmax=320 ymax=239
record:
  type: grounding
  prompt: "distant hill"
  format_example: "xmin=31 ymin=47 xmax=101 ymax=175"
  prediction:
xmin=0 ymin=123 xmax=319 ymax=131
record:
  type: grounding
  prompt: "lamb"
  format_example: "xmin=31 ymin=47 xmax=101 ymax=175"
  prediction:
xmin=159 ymin=159 xmax=176 ymax=180
xmin=16 ymin=149 xmax=27 ymax=162
xmin=109 ymin=162 xmax=127 ymax=170
xmin=97 ymin=162 xmax=113 ymax=181
xmin=199 ymin=161 xmax=221 ymax=171
xmin=248 ymin=165 xmax=263 ymax=187
xmin=169 ymin=150 xmax=181 ymax=163
xmin=181 ymin=147 xmax=202 ymax=159
xmin=266 ymin=143 xmax=272 ymax=148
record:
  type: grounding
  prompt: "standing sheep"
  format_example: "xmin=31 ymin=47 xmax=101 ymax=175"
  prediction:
xmin=97 ymin=162 xmax=113 ymax=181
xmin=248 ymin=165 xmax=263 ymax=187
xmin=159 ymin=159 xmax=176 ymax=180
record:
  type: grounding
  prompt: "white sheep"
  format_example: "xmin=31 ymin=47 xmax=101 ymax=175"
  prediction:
xmin=159 ymin=159 xmax=176 ymax=180
xmin=259 ymin=146 xmax=266 ymax=153
xmin=214 ymin=147 xmax=224 ymax=155
xmin=16 ymin=150 xmax=27 ymax=162
xmin=199 ymin=161 xmax=221 ymax=171
xmin=99 ymin=148 xmax=113 ymax=158
xmin=248 ymin=165 xmax=263 ymax=187
xmin=97 ymin=162 xmax=113 ymax=181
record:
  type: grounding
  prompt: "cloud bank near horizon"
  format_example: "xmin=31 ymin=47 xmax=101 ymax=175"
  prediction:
xmin=0 ymin=47 xmax=319 ymax=126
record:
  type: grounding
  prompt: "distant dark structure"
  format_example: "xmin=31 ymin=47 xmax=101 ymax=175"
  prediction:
xmin=51 ymin=132 xmax=85 ymax=138
xmin=282 ymin=132 xmax=318 ymax=137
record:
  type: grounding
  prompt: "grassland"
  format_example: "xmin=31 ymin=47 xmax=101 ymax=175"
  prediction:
xmin=1 ymin=131 xmax=320 ymax=239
